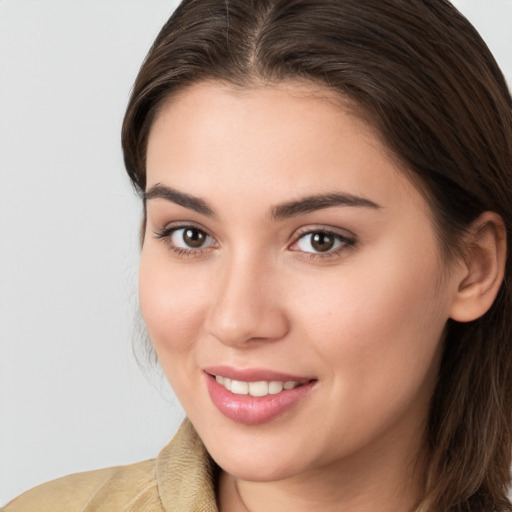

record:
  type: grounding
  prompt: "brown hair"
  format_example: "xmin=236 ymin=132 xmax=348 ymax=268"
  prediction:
xmin=122 ymin=1 xmax=512 ymax=510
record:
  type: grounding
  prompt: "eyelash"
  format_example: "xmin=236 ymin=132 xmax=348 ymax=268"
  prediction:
xmin=154 ymin=225 xmax=217 ymax=259
xmin=291 ymin=229 xmax=356 ymax=260
xmin=153 ymin=225 xmax=356 ymax=260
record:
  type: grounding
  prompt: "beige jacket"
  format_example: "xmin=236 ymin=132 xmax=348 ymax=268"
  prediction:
xmin=2 ymin=419 xmax=219 ymax=512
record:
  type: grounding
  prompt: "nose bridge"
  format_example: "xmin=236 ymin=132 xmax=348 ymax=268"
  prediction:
xmin=205 ymin=248 xmax=288 ymax=346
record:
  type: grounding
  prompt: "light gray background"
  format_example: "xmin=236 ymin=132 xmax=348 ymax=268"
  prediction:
xmin=1 ymin=0 xmax=511 ymax=506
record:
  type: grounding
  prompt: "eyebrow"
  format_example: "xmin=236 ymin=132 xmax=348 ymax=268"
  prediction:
xmin=270 ymin=193 xmax=381 ymax=220
xmin=144 ymin=183 xmax=380 ymax=219
xmin=144 ymin=183 xmax=215 ymax=217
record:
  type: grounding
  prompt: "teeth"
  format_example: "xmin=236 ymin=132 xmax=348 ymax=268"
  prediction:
xmin=269 ymin=381 xmax=283 ymax=394
xmin=230 ymin=379 xmax=249 ymax=395
xmin=215 ymin=376 xmax=301 ymax=396
xmin=249 ymin=381 xmax=268 ymax=397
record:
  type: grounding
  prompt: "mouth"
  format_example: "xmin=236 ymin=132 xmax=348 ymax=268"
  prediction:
xmin=212 ymin=374 xmax=305 ymax=397
xmin=203 ymin=367 xmax=317 ymax=425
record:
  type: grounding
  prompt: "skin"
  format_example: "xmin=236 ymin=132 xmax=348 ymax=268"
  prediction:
xmin=140 ymin=81 xmax=468 ymax=512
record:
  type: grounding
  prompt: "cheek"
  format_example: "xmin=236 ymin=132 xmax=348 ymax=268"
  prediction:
xmin=291 ymin=244 xmax=449 ymax=416
xmin=346 ymin=272 xmax=446 ymax=396
xmin=296 ymin=251 xmax=446 ymax=342
xmin=138 ymin=251 xmax=209 ymax=361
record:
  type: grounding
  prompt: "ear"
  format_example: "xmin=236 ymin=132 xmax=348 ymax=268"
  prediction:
xmin=449 ymin=212 xmax=507 ymax=323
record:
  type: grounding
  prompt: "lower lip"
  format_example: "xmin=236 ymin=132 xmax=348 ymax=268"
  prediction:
xmin=205 ymin=374 xmax=316 ymax=425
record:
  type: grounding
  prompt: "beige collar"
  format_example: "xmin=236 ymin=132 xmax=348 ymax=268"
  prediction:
xmin=156 ymin=418 xmax=219 ymax=512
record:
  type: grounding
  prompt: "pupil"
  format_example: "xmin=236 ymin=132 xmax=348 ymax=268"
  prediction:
xmin=184 ymin=228 xmax=205 ymax=248
xmin=311 ymin=232 xmax=334 ymax=252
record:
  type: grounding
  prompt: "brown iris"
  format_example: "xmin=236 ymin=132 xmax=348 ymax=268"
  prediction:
xmin=183 ymin=228 xmax=207 ymax=248
xmin=311 ymin=232 xmax=335 ymax=252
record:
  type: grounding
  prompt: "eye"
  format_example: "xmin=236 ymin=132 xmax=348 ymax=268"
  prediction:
xmin=154 ymin=225 xmax=217 ymax=256
xmin=170 ymin=227 xmax=215 ymax=249
xmin=291 ymin=229 xmax=355 ymax=256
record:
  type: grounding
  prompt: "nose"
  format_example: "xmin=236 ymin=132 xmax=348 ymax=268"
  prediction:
xmin=204 ymin=254 xmax=289 ymax=347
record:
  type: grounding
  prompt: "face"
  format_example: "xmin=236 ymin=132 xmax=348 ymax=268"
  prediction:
xmin=140 ymin=81 xmax=461 ymax=483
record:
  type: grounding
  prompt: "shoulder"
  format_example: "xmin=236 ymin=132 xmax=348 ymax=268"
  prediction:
xmin=2 ymin=419 xmax=217 ymax=512
xmin=2 ymin=458 xmax=163 ymax=512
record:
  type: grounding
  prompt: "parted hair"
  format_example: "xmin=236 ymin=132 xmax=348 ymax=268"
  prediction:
xmin=122 ymin=1 xmax=512 ymax=510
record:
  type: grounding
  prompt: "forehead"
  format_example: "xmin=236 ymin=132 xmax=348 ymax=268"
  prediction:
xmin=146 ymin=80 xmax=427 ymax=217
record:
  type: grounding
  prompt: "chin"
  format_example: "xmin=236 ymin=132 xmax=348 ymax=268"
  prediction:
xmin=201 ymin=428 xmax=315 ymax=483
xmin=215 ymin=453 xmax=307 ymax=483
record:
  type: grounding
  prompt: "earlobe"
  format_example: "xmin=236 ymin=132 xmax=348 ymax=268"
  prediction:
xmin=449 ymin=212 xmax=507 ymax=323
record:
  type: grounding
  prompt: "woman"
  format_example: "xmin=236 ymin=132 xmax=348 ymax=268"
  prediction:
xmin=4 ymin=0 xmax=511 ymax=511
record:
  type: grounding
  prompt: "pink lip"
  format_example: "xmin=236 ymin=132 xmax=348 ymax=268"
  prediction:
xmin=203 ymin=367 xmax=316 ymax=425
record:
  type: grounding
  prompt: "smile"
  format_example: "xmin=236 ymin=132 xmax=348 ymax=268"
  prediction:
xmin=204 ymin=368 xmax=316 ymax=424
xmin=214 ymin=375 xmax=302 ymax=397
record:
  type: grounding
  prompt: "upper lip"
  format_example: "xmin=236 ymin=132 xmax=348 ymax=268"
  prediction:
xmin=203 ymin=365 xmax=315 ymax=383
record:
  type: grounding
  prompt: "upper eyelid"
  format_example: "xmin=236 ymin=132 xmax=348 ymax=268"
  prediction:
xmin=154 ymin=221 xmax=215 ymax=238
xmin=292 ymin=225 xmax=356 ymax=240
